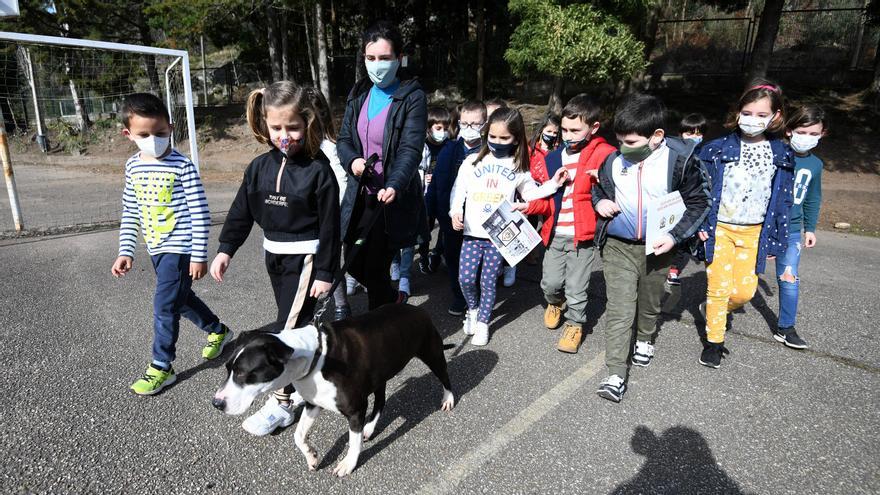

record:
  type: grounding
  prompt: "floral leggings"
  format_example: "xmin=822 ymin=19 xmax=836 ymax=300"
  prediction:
xmin=458 ymin=238 xmax=504 ymax=324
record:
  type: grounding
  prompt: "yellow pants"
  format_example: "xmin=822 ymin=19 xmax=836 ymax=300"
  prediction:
xmin=705 ymin=222 xmax=762 ymax=343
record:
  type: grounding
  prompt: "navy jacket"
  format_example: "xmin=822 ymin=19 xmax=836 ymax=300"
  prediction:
xmin=424 ymin=138 xmax=480 ymax=230
xmin=697 ymin=132 xmax=795 ymax=274
xmin=337 ymin=78 xmax=428 ymax=250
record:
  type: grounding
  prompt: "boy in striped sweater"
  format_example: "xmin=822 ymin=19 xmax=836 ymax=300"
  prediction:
xmin=111 ymin=93 xmax=232 ymax=396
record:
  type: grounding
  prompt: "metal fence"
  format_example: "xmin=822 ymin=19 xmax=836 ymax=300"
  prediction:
xmin=649 ymin=7 xmax=876 ymax=76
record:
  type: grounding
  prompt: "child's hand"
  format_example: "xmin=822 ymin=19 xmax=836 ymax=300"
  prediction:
xmin=595 ymin=199 xmax=621 ymax=218
xmin=190 ymin=262 xmax=207 ymax=281
xmin=452 ymin=213 xmax=464 ymax=231
xmin=111 ymin=256 xmax=132 ymax=278
xmin=510 ymin=202 xmax=529 ymax=212
xmin=552 ymin=167 xmax=569 ymax=186
xmin=210 ymin=253 xmax=231 ymax=283
xmin=698 ymin=231 xmax=709 ymax=242
xmin=652 ymin=235 xmax=675 ymax=256
xmin=310 ymin=280 xmax=332 ymax=299
xmin=804 ymin=232 xmax=817 ymax=248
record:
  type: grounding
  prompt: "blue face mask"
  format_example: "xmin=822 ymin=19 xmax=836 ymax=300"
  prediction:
xmin=688 ymin=136 xmax=703 ymax=145
xmin=365 ymin=59 xmax=400 ymax=88
xmin=488 ymin=141 xmax=516 ymax=158
xmin=563 ymin=137 xmax=588 ymax=153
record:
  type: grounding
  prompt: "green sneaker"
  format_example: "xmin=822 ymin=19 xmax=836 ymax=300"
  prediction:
xmin=202 ymin=325 xmax=233 ymax=360
xmin=130 ymin=365 xmax=176 ymax=396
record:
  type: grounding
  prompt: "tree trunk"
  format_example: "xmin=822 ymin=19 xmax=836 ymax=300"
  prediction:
xmin=302 ymin=4 xmax=318 ymax=86
xmin=475 ymin=0 xmax=486 ymax=100
xmin=747 ymin=0 xmax=785 ymax=82
xmin=267 ymin=5 xmax=282 ymax=82
xmin=329 ymin=0 xmax=341 ymax=55
xmin=547 ymin=76 xmax=565 ymax=116
xmin=281 ymin=9 xmax=291 ymax=80
xmin=873 ymin=34 xmax=880 ymax=93
xmin=64 ymin=58 xmax=90 ymax=133
xmin=135 ymin=7 xmax=160 ymax=92
xmin=315 ymin=0 xmax=332 ymax=101
xmin=355 ymin=1 xmax=369 ymax=83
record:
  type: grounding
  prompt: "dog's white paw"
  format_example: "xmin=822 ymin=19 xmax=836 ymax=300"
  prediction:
xmin=305 ymin=448 xmax=319 ymax=471
xmin=440 ymin=389 xmax=455 ymax=412
xmin=332 ymin=457 xmax=357 ymax=477
xmin=362 ymin=426 xmax=375 ymax=441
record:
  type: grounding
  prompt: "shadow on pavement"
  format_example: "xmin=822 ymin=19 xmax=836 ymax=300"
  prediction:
xmin=318 ymin=348 xmax=499 ymax=470
xmin=611 ymin=425 xmax=751 ymax=495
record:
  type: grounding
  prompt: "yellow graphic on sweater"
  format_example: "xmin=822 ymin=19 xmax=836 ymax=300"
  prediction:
xmin=132 ymin=172 xmax=177 ymax=248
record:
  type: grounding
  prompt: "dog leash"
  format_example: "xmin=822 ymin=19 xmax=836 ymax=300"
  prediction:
xmin=311 ymin=153 xmax=384 ymax=326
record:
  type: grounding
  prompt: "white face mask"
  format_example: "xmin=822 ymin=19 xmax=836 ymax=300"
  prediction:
xmin=430 ymin=130 xmax=448 ymax=143
xmin=365 ymin=59 xmax=400 ymax=88
xmin=459 ymin=126 xmax=482 ymax=143
xmin=738 ymin=114 xmax=773 ymax=137
xmin=134 ymin=135 xmax=170 ymax=158
xmin=789 ymin=133 xmax=820 ymax=153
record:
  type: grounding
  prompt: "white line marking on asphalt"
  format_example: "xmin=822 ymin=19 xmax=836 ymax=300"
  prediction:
xmin=417 ymin=352 xmax=606 ymax=494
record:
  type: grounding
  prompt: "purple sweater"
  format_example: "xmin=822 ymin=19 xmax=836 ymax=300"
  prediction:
xmin=357 ymin=92 xmax=390 ymax=194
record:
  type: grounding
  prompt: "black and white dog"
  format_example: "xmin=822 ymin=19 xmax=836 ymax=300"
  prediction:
xmin=212 ymin=303 xmax=455 ymax=477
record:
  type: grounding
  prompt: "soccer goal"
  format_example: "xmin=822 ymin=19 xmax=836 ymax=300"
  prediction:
xmin=0 ymin=30 xmax=200 ymax=232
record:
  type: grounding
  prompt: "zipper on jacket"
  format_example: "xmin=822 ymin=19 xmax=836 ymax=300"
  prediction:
xmin=275 ymin=155 xmax=287 ymax=192
xmin=636 ymin=162 xmax=644 ymax=240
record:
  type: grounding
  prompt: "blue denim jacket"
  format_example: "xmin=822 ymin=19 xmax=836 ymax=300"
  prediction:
xmin=697 ymin=132 xmax=795 ymax=274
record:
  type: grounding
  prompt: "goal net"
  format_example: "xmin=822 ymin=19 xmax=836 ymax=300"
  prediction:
xmin=0 ymin=31 xmax=199 ymax=234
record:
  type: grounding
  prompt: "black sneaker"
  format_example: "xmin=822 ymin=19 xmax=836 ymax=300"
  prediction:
xmin=666 ymin=272 xmax=681 ymax=286
xmin=596 ymin=375 xmax=626 ymax=403
xmin=428 ymin=252 xmax=442 ymax=273
xmin=448 ymin=300 xmax=467 ymax=316
xmin=699 ymin=342 xmax=729 ymax=369
xmin=632 ymin=341 xmax=655 ymax=367
xmin=773 ymin=327 xmax=808 ymax=349
xmin=418 ymin=257 xmax=431 ymax=274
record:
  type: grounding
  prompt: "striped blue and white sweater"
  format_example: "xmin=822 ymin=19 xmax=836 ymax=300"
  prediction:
xmin=118 ymin=149 xmax=210 ymax=262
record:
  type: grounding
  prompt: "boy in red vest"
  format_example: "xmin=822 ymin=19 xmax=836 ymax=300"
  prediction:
xmin=517 ymin=94 xmax=616 ymax=353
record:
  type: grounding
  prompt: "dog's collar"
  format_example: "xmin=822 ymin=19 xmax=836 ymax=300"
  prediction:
xmin=303 ymin=325 xmax=326 ymax=377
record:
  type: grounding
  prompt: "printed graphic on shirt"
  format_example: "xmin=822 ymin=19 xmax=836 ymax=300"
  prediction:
xmin=792 ymin=168 xmax=813 ymax=205
xmin=718 ymin=140 xmax=775 ymax=225
xmin=132 ymin=171 xmax=177 ymax=247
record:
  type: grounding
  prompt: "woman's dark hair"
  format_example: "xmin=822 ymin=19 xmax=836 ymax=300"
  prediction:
xmin=679 ymin=113 xmax=707 ymax=135
xmin=362 ymin=20 xmax=403 ymax=56
xmin=122 ymin=93 xmax=170 ymax=128
xmin=475 ymin=106 xmax=530 ymax=173
xmin=613 ymin=93 xmax=667 ymax=138
xmin=529 ymin=113 xmax=561 ymax=155
xmin=785 ymin=103 xmax=829 ymax=133
xmin=724 ymin=78 xmax=786 ymax=134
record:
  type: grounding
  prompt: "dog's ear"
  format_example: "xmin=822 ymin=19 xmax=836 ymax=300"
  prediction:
xmin=264 ymin=340 xmax=294 ymax=369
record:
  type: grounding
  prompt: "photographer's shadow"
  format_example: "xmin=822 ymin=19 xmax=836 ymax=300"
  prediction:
xmin=317 ymin=348 xmax=499 ymax=470
xmin=611 ymin=425 xmax=751 ymax=495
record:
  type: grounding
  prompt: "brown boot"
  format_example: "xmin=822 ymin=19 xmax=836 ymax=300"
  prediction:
xmin=557 ymin=323 xmax=583 ymax=353
xmin=544 ymin=302 xmax=564 ymax=329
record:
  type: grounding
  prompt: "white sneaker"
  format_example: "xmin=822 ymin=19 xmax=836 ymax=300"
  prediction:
xmin=462 ymin=309 xmax=478 ymax=335
xmin=390 ymin=262 xmax=401 ymax=282
xmin=632 ymin=341 xmax=655 ymax=367
xmin=503 ymin=266 xmax=517 ymax=287
xmin=471 ymin=322 xmax=489 ymax=346
xmin=241 ymin=397 xmax=296 ymax=436
xmin=345 ymin=275 xmax=358 ymax=296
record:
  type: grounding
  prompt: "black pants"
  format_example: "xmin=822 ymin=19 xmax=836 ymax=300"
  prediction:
xmin=440 ymin=223 xmax=467 ymax=308
xmin=346 ymin=195 xmax=397 ymax=310
xmin=265 ymin=252 xmax=318 ymax=330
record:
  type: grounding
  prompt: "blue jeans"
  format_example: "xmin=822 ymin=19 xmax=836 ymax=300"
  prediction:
xmin=151 ymin=253 xmax=222 ymax=365
xmin=775 ymin=231 xmax=802 ymax=329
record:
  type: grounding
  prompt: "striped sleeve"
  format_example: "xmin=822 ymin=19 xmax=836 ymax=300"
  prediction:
xmin=118 ymin=163 xmax=140 ymax=259
xmin=179 ymin=158 xmax=210 ymax=262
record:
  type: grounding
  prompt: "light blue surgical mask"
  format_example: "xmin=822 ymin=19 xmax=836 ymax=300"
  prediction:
xmin=688 ymin=136 xmax=703 ymax=145
xmin=365 ymin=59 xmax=400 ymax=88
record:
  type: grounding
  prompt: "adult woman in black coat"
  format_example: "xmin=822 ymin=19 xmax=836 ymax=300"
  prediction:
xmin=337 ymin=20 xmax=428 ymax=310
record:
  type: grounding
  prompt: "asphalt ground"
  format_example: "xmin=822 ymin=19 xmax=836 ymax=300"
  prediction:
xmin=1 ymin=212 xmax=878 ymax=494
